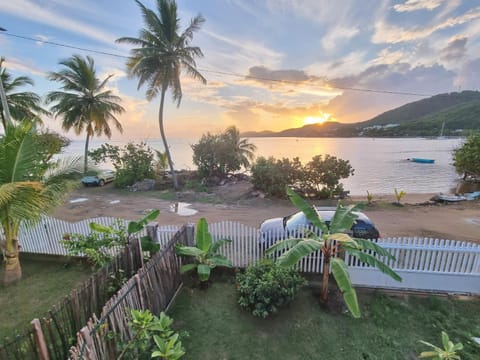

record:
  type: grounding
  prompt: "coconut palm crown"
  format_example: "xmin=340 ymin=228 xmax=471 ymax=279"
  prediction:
xmin=116 ymin=0 xmax=206 ymax=189
xmin=0 ymin=57 xmax=50 ymax=130
xmin=46 ymin=55 xmax=124 ymax=173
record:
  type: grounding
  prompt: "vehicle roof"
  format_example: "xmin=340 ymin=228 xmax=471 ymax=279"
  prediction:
xmin=313 ymin=207 xmax=371 ymax=222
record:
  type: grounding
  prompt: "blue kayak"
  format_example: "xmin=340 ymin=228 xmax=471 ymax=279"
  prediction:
xmin=408 ymin=158 xmax=435 ymax=164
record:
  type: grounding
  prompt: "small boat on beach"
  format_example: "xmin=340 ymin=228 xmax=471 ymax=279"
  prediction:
xmin=407 ymin=158 xmax=435 ymax=164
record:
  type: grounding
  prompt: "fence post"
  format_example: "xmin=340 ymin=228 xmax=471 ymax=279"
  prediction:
xmin=146 ymin=222 xmax=159 ymax=243
xmin=185 ymin=224 xmax=195 ymax=246
xmin=134 ymin=274 xmax=145 ymax=309
xmin=79 ymin=327 xmax=97 ymax=360
xmin=31 ymin=318 xmax=50 ymax=360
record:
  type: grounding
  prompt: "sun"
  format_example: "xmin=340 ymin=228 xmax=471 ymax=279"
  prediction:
xmin=303 ymin=113 xmax=331 ymax=126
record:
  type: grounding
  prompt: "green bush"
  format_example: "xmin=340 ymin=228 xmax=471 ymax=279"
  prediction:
xmin=250 ymin=156 xmax=302 ymax=197
xmin=236 ymin=260 xmax=306 ymax=318
xmin=88 ymin=142 xmax=155 ymax=187
xmin=453 ymin=132 xmax=480 ymax=179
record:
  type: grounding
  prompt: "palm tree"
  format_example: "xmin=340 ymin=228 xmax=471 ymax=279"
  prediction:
xmin=0 ymin=122 xmax=80 ymax=285
xmin=117 ymin=0 xmax=206 ymax=190
xmin=0 ymin=57 xmax=50 ymax=130
xmin=266 ymin=188 xmax=401 ymax=318
xmin=46 ymin=55 xmax=124 ymax=173
xmin=222 ymin=126 xmax=256 ymax=170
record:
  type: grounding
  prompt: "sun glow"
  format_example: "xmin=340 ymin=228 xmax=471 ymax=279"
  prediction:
xmin=303 ymin=113 xmax=331 ymax=125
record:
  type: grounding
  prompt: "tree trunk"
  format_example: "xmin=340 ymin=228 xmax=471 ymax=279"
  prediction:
xmin=321 ymin=255 xmax=330 ymax=303
xmin=83 ymin=133 xmax=90 ymax=174
xmin=158 ymin=86 xmax=179 ymax=190
xmin=0 ymin=111 xmax=6 ymax=132
xmin=2 ymin=238 xmax=22 ymax=285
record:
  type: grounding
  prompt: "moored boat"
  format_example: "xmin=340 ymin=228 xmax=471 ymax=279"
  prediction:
xmin=407 ymin=158 xmax=435 ymax=164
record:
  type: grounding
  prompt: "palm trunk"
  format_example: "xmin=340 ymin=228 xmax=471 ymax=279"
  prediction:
xmin=84 ymin=133 xmax=90 ymax=174
xmin=2 ymin=221 xmax=22 ymax=285
xmin=158 ymin=86 xmax=179 ymax=190
xmin=0 ymin=111 xmax=6 ymax=132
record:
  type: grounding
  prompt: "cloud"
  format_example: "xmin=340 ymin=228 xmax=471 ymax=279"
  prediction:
xmin=3 ymin=57 xmax=45 ymax=76
xmin=322 ymin=26 xmax=360 ymax=52
xmin=393 ymin=0 xmax=444 ymax=12
xmin=440 ymin=36 xmax=468 ymax=61
xmin=455 ymin=57 xmax=480 ymax=90
xmin=373 ymin=7 xmax=480 ymax=44
xmin=1 ymin=0 xmax=117 ymax=45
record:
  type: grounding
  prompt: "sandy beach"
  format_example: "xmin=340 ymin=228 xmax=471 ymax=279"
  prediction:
xmin=51 ymin=181 xmax=480 ymax=243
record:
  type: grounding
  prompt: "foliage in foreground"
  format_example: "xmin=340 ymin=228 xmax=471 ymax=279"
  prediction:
xmin=61 ymin=210 xmax=160 ymax=267
xmin=251 ymin=154 xmax=353 ymax=199
xmin=267 ymin=188 xmax=401 ymax=318
xmin=192 ymin=126 xmax=256 ymax=182
xmin=236 ymin=260 xmax=306 ymax=318
xmin=88 ymin=142 xmax=156 ymax=187
xmin=0 ymin=122 xmax=80 ymax=285
xmin=453 ymin=133 xmax=480 ymax=179
xmin=175 ymin=218 xmax=232 ymax=283
xmin=116 ymin=309 xmax=185 ymax=360
xmin=419 ymin=331 xmax=463 ymax=359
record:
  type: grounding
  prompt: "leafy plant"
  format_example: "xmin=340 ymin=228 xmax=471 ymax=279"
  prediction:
xmin=175 ymin=218 xmax=232 ymax=283
xmin=88 ymin=142 xmax=155 ymax=187
xmin=453 ymin=132 xmax=480 ymax=180
xmin=61 ymin=210 xmax=160 ymax=267
xmin=236 ymin=260 xmax=306 ymax=318
xmin=394 ymin=188 xmax=406 ymax=205
xmin=419 ymin=331 xmax=463 ymax=359
xmin=117 ymin=309 xmax=185 ymax=360
xmin=366 ymin=190 xmax=374 ymax=205
xmin=266 ymin=188 xmax=402 ymax=318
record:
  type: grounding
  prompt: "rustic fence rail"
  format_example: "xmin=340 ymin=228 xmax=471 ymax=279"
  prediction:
xmin=0 ymin=239 xmax=144 ymax=360
xmin=69 ymin=225 xmax=193 ymax=359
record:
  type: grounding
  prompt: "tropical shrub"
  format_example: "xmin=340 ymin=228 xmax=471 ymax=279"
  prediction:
xmin=419 ymin=331 xmax=463 ymax=359
xmin=175 ymin=218 xmax=232 ymax=283
xmin=303 ymin=154 xmax=354 ymax=198
xmin=236 ymin=260 xmax=306 ymax=318
xmin=116 ymin=309 xmax=185 ymax=360
xmin=267 ymin=188 xmax=401 ymax=318
xmin=250 ymin=156 xmax=303 ymax=197
xmin=88 ymin=142 xmax=155 ymax=187
xmin=62 ymin=210 xmax=160 ymax=267
xmin=192 ymin=126 xmax=256 ymax=182
xmin=453 ymin=133 xmax=480 ymax=180
xmin=394 ymin=188 xmax=406 ymax=205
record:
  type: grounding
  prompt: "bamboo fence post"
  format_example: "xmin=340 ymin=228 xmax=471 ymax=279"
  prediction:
xmin=31 ymin=318 xmax=49 ymax=360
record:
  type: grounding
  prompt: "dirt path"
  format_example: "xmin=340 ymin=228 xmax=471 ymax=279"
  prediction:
xmin=52 ymin=181 xmax=480 ymax=242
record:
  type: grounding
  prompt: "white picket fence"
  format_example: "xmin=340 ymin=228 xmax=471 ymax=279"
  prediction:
xmin=16 ymin=216 xmax=148 ymax=256
xmin=156 ymin=221 xmax=480 ymax=295
xmin=11 ymin=218 xmax=480 ymax=294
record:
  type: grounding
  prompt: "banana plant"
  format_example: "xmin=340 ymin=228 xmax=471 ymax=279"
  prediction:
xmin=419 ymin=332 xmax=463 ymax=360
xmin=175 ymin=218 xmax=232 ymax=283
xmin=266 ymin=188 xmax=402 ymax=318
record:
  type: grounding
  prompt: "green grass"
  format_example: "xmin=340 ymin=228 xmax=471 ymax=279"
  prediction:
xmin=169 ymin=279 xmax=480 ymax=360
xmin=0 ymin=259 xmax=92 ymax=339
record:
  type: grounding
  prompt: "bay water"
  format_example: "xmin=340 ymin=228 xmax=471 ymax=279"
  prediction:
xmin=64 ymin=137 xmax=464 ymax=196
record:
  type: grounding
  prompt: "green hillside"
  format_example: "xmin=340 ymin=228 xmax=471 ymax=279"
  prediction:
xmin=242 ymin=91 xmax=480 ymax=138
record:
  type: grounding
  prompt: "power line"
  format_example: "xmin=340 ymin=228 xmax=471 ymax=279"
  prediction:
xmin=0 ymin=31 xmax=433 ymax=97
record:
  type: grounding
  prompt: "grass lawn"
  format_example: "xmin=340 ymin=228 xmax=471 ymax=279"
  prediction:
xmin=169 ymin=279 xmax=480 ymax=360
xmin=0 ymin=258 xmax=92 ymax=340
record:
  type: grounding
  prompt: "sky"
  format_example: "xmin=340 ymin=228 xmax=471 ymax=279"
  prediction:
xmin=1 ymin=0 xmax=480 ymax=140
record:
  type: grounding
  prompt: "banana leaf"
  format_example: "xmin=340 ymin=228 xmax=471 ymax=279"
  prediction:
xmin=211 ymin=238 xmax=232 ymax=254
xmin=287 ymin=187 xmax=328 ymax=234
xmin=196 ymin=218 xmax=212 ymax=252
xmin=276 ymin=239 xmax=322 ymax=267
xmin=180 ymin=263 xmax=197 ymax=273
xmin=347 ymin=248 xmax=402 ymax=282
xmin=265 ymin=238 xmax=303 ymax=256
xmin=329 ymin=203 xmax=364 ymax=234
xmin=352 ymin=238 xmax=396 ymax=260
xmin=197 ymin=264 xmax=211 ymax=282
xmin=175 ymin=244 xmax=203 ymax=257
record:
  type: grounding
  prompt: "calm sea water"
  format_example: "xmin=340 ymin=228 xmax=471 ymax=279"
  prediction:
xmin=64 ymin=137 xmax=464 ymax=196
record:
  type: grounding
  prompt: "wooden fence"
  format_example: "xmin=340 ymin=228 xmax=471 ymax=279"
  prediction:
xmin=68 ymin=225 xmax=193 ymax=359
xmin=0 ymin=239 xmax=144 ymax=360
xmin=154 ymin=221 xmax=480 ymax=295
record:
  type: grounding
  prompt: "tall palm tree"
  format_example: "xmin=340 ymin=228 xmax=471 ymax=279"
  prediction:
xmin=0 ymin=122 xmax=81 ymax=285
xmin=223 ymin=126 xmax=256 ymax=170
xmin=117 ymin=0 xmax=206 ymax=190
xmin=0 ymin=57 xmax=50 ymax=130
xmin=46 ymin=55 xmax=124 ymax=173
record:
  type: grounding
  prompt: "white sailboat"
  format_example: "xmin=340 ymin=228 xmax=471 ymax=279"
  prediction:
xmin=437 ymin=121 xmax=446 ymax=139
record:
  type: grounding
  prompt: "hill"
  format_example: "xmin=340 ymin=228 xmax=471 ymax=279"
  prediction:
xmin=242 ymin=91 xmax=480 ymax=137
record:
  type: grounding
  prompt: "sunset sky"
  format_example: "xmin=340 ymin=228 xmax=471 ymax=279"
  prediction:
xmin=1 ymin=0 xmax=480 ymax=140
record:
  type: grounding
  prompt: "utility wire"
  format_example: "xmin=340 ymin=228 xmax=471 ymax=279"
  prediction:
xmin=1 ymin=31 xmax=433 ymax=97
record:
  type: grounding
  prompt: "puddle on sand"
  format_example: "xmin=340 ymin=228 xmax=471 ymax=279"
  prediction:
xmin=69 ymin=198 xmax=88 ymax=204
xmin=169 ymin=202 xmax=198 ymax=216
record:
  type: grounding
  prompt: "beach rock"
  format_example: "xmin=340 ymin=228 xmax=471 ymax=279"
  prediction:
xmin=128 ymin=179 xmax=156 ymax=192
